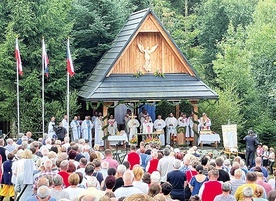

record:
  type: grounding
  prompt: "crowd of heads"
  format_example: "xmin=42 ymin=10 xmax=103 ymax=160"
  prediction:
xmin=0 ymin=131 xmax=275 ymax=201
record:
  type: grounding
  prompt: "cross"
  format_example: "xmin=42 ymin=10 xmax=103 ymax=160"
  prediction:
xmin=130 ymin=113 xmax=137 ymax=120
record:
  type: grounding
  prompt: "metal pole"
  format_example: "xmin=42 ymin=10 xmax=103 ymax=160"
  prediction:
xmin=42 ymin=37 xmax=45 ymax=135
xmin=67 ymin=72 xmax=70 ymax=133
xmin=16 ymin=51 xmax=20 ymax=135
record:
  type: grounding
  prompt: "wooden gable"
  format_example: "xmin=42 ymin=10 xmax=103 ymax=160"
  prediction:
xmin=108 ymin=14 xmax=195 ymax=76
xmin=79 ymin=9 xmax=218 ymax=101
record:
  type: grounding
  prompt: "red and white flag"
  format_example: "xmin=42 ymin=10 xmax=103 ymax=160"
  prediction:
xmin=15 ymin=38 xmax=23 ymax=76
xmin=42 ymin=38 xmax=49 ymax=77
xmin=66 ymin=38 xmax=74 ymax=77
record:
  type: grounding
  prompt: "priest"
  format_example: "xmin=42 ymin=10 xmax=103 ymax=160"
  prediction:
xmin=154 ymin=115 xmax=166 ymax=146
xmin=165 ymin=113 xmax=178 ymax=145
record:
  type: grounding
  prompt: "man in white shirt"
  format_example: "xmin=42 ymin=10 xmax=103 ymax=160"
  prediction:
xmin=114 ymin=170 xmax=143 ymax=199
xmin=157 ymin=148 xmax=174 ymax=183
xmin=61 ymin=115 xmax=69 ymax=133
xmin=47 ymin=116 xmax=56 ymax=139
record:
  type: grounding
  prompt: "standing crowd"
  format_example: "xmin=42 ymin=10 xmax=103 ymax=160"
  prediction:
xmin=0 ymin=129 xmax=275 ymax=201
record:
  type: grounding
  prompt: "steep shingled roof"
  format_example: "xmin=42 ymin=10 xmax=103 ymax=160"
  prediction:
xmin=79 ymin=8 xmax=218 ymax=101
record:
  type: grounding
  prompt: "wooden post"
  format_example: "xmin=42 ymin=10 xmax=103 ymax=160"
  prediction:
xmin=190 ymin=100 xmax=199 ymax=146
xmin=103 ymin=102 xmax=113 ymax=149
xmin=175 ymin=104 xmax=180 ymax=118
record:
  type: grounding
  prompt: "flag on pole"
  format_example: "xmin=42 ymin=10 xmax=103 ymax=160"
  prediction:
xmin=15 ymin=38 xmax=23 ymax=76
xmin=42 ymin=38 xmax=49 ymax=77
xmin=66 ymin=38 xmax=74 ymax=77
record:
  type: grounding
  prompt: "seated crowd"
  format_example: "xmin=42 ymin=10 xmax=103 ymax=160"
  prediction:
xmin=0 ymin=132 xmax=275 ymax=201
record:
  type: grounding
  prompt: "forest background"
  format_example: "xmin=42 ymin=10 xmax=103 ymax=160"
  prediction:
xmin=0 ymin=0 xmax=275 ymax=148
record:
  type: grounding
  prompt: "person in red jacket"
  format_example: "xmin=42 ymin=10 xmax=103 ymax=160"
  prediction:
xmin=124 ymin=145 xmax=141 ymax=170
xmin=146 ymin=150 xmax=159 ymax=174
xmin=58 ymin=160 xmax=70 ymax=187
xmin=198 ymin=169 xmax=222 ymax=201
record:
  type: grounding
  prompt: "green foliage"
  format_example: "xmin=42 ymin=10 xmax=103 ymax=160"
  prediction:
xmin=212 ymin=23 xmax=258 ymax=125
xmin=195 ymin=0 xmax=257 ymax=82
xmin=0 ymin=0 xmax=75 ymax=134
xmin=45 ymin=90 xmax=81 ymax=125
xmin=254 ymin=111 xmax=276 ymax=147
xmin=199 ymin=87 xmax=244 ymax=135
xmin=156 ymin=100 xmax=175 ymax=119
xmin=71 ymin=0 xmax=128 ymax=79
xmin=179 ymin=101 xmax=193 ymax=116
xmin=129 ymin=0 xmax=150 ymax=11
xmin=246 ymin=0 xmax=276 ymax=115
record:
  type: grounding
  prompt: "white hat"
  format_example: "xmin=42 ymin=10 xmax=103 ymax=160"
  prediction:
xmin=174 ymin=148 xmax=180 ymax=153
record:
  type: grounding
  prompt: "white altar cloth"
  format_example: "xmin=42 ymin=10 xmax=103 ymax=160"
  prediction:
xmin=198 ymin=134 xmax=220 ymax=145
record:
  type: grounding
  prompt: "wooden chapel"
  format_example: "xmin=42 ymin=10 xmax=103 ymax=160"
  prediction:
xmin=79 ymin=8 xmax=218 ymax=147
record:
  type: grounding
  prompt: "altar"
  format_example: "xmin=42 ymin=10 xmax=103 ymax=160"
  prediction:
xmin=198 ymin=134 xmax=220 ymax=149
xmin=108 ymin=133 xmax=128 ymax=145
xmin=107 ymin=133 xmax=128 ymax=163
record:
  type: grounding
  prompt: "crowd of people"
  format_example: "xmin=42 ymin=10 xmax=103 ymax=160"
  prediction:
xmin=0 ymin=130 xmax=275 ymax=201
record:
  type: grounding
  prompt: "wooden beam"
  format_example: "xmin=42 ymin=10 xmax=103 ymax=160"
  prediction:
xmin=103 ymin=102 xmax=113 ymax=149
xmin=175 ymin=104 xmax=180 ymax=118
xmin=190 ymin=100 xmax=199 ymax=146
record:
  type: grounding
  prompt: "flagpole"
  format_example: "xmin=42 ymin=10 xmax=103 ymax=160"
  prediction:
xmin=16 ymin=51 xmax=20 ymax=135
xmin=42 ymin=37 xmax=45 ymax=135
xmin=67 ymin=71 xmax=70 ymax=133
xmin=66 ymin=37 xmax=74 ymax=135
xmin=15 ymin=37 xmax=21 ymax=135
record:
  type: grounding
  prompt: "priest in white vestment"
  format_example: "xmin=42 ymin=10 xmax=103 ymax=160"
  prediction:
xmin=81 ymin=116 xmax=93 ymax=145
xmin=140 ymin=111 xmax=152 ymax=133
xmin=186 ymin=116 xmax=194 ymax=138
xmin=127 ymin=116 xmax=140 ymax=141
xmin=154 ymin=115 xmax=166 ymax=146
xmin=165 ymin=113 xmax=178 ymax=145
xmin=48 ymin=116 xmax=56 ymax=139
xmin=94 ymin=115 xmax=104 ymax=147
xmin=70 ymin=116 xmax=80 ymax=141
xmin=178 ymin=113 xmax=188 ymax=128
xmin=142 ymin=116 xmax=154 ymax=134
xmin=199 ymin=113 xmax=211 ymax=131
xmin=107 ymin=115 xmax=118 ymax=136
xmin=124 ymin=109 xmax=132 ymax=134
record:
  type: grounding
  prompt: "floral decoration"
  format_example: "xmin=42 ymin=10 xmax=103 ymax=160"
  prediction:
xmin=129 ymin=135 xmax=138 ymax=144
xmin=145 ymin=136 xmax=161 ymax=147
xmin=154 ymin=69 xmax=165 ymax=78
xmin=133 ymin=70 xmax=145 ymax=78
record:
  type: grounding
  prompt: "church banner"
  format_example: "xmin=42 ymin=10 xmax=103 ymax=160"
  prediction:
xmin=222 ymin=124 xmax=238 ymax=150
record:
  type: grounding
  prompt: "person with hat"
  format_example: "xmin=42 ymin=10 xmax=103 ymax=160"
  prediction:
xmin=243 ymin=129 xmax=259 ymax=168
